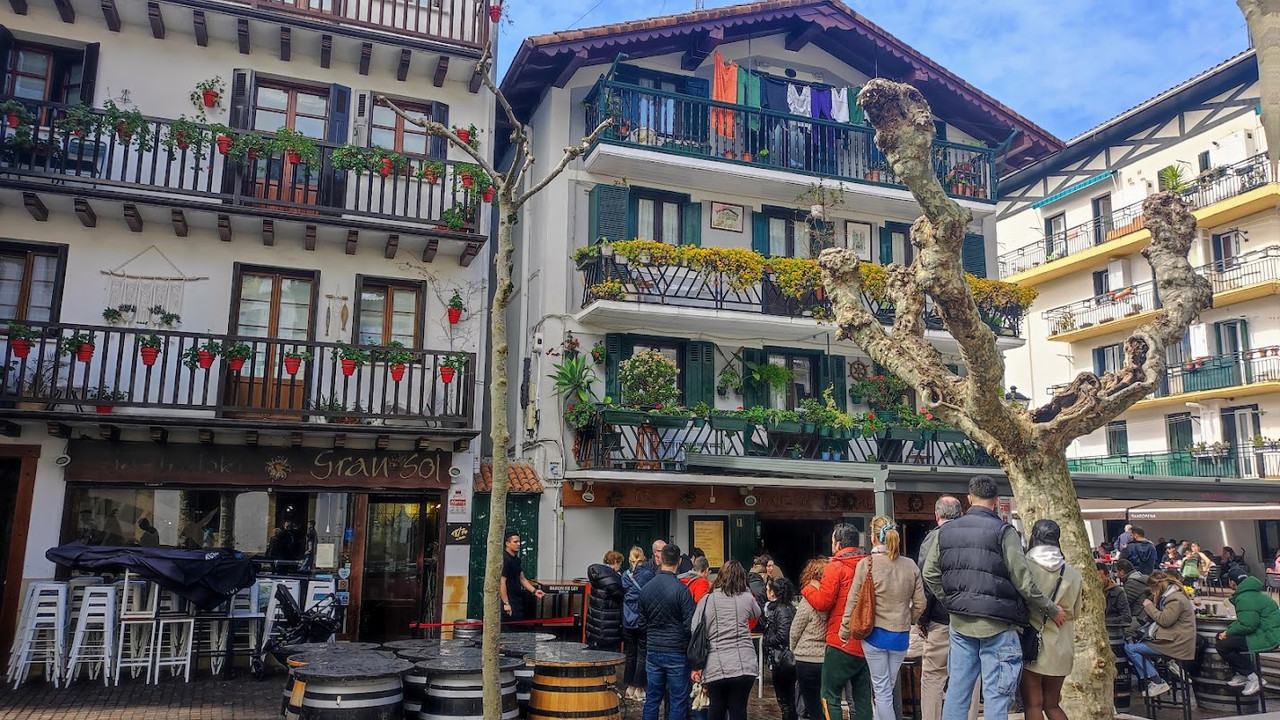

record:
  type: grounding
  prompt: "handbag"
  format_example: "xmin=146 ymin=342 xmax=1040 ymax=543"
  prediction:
xmin=688 ymin=596 xmax=712 ymax=669
xmin=1020 ymin=566 xmax=1065 ymax=664
xmin=848 ymin=556 xmax=877 ymax=641
xmin=771 ymin=646 xmax=796 ymax=672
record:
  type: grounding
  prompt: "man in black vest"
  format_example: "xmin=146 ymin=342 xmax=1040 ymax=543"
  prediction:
xmin=922 ymin=476 xmax=1064 ymax=720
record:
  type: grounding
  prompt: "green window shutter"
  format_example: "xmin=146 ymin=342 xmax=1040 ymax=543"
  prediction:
xmin=752 ymin=212 xmax=770 ymax=256
xmin=588 ymin=184 xmax=630 ymax=243
xmin=1239 ymin=319 xmax=1250 ymax=352
xmin=683 ymin=341 xmax=715 ymax=407
xmin=962 ymin=233 xmax=987 ymax=278
xmin=879 ymin=226 xmax=893 ymax=265
xmin=627 ymin=192 xmax=639 ymax=240
xmin=682 ymin=201 xmax=702 ymax=246
xmin=820 ymin=355 xmax=848 ymax=412
xmin=604 ymin=333 xmax=633 ymax=403
xmin=740 ymin=348 xmax=766 ymax=409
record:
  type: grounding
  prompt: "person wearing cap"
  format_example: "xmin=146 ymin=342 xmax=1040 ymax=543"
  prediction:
xmin=1215 ymin=567 xmax=1280 ymax=696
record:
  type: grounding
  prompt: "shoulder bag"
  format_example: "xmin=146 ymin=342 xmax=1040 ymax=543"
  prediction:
xmin=1020 ymin=566 xmax=1065 ymax=664
xmin=848 ymin=555 xmax=877 ymax=641
xmin=688 ymin=595 xmax=712 ymax=669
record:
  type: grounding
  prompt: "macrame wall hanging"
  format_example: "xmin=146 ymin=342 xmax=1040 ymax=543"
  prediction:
xmin=100 ymin=245 xmax=208 ymax=318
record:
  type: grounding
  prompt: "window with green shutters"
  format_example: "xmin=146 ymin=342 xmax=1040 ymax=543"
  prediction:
xmin=609 ymin=185 xmax=701 ymax=246
xmin=880 ymin=222 xmax=911 ymax=265
xmin=751 ymin=207 xmax=808 ymax=258
xmin=603 ymin=333 xmax=713 ymax=407
xmin=961 ymin=233 xmax=987 ymax=278
xmin=588 ymin=184 xmax=630 ymax=243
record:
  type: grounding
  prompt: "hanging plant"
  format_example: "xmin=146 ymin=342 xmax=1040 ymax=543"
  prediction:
xmin=283 ymin=349 xmax=312 ymax=376
xmin=274 ymin=127 xmax=319 ymax=165
xmin=6 ymin=321 xmax=39 ymax=359
xmin=223 ymin=341 xmax=252 ymax=371
xmin=331 ymin=144 xmax=373 ymax=174
xmin=138 ymin=334 xmax=163 ymax=366
xmin=191 ymin=76 xmax=226 ymax=111
xmin=103 ymin=100 xmax=152 ymax=149
xmin=148 ymin=305 xmax=181 ymax=328
xmin=488 ymin=2 xmax=503 ymax=21
xmin=455 ymin=162 xmax=481 ymax=188
xmin=229 ymin=133 xmax=271 ymax=161
xmin=590 ymin=342 xmax=606 ymax=365
xmin=182 ymin=338 xmax=223 ymax=370
xmin=377 ymin=341 xmax=415 ymax=382
xmin=415 ymin=159 xmax=445 ymax=184
xmin=55 ymin=104 xmax=101 ymax=139
xmin=332 ymin=343 xmax=371 ymax=376
xmin=0 ymin=99 xmax=34 ymax=130
xmin=210 ymin=124 xmax=235 ymax=154
xmin=439 ymin=351 xmax=467 ymax=383
xmin=373 ymin=147 xmax=405 ymax=177
xmin=447 ymin=291 xmax=465 ymax=323
xmin=59 ymin=331 xmax=96 ymax=362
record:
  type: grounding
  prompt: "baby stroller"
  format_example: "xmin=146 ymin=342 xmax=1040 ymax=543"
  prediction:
xmin=250 ymin=583 xmax=343 ymax=679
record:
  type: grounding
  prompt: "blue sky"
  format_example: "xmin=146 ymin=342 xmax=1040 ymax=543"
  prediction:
xmin=495 ymin=1 xmax=1251 ymax=140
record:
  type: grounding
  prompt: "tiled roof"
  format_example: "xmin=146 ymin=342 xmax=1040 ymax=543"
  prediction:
xmin=475 ymin=461 xmax=543 ymax=493
xmin=524 ymin=0 xmax=813 ymax=45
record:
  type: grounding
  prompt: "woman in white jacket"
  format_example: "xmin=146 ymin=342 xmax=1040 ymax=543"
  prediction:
xmin=1020 ymin=519 xmax=1083 ymax=720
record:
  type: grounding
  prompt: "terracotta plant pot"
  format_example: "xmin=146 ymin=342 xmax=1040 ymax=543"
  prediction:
xmin=284 ymin=356 xmax=302 ymax=375
xmin=216 ymin=135 xmax=233 ymax=154
xmin=247 ymin=149 xmax=260 ymax=160
xmin=140 ymin=347 xmax=160 ymax=366
xmin=197 ymin=350 xmax=215 ymax=369
xmin=489 ymin=4 xmax=502 ymax=21
xmin=440 ymin=366 xmax=455 ymax=384
xmin=423 ymin=171 xmax=439 ymax=185
xmin=865 ymin=171 xmax=880 ymax=182
xmin=456 ymin=129 xmax=471 ymax=144
xmin=460 ymin=173 xmax=474 ymax=188
xmin=95 ymin=405 xmax=113 ymax=414
xmin=76 ymin=344 xmax=95 ymax=362
xmin=115 ymin=124 xmax=132 ymax=143
xmin=390 ymin=363 xmax=406 ymax=382
xmin=482 ymin=187 xmax=494 ymax=203
xmin=10 ymin=339 xmax=31 ymax=359
xmin=228 ymin=356 xmax=247 ymax=371
xmin=379 ymin=158 xmax=394 ymax=177
xmin=202 ymin=90 xmax=219 ymax=108
xmin=447 ymin=307 xmax=463 ymax=324
xmin=6 ymin=113 xmax=19 ymax=129
xmin=286 ymin=150 xmax=302 ymax=164
xmin=341 ymin=358 xmax=358 ymax=376
xmin=177 ymin=140 xmax=191 ymax=150
xmin=741 ymin=153 xmax=752 ymax=162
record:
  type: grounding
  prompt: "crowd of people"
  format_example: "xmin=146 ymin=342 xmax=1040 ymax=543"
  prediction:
xmin=576 ymin=476 xmax=1280 ymax=720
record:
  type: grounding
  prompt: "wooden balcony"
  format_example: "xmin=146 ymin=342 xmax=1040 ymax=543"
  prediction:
xmin=230 ymin=0 xmax=494 ymax=51
xmin=0 ymin=323 xmax=474 ymax=427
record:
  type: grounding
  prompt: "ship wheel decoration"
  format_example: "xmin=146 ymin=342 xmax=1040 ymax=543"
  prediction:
xmin=849 ymin=360 xmax=868 ymax=379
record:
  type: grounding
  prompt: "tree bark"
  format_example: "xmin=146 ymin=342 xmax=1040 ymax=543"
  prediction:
xmin=1240 ymin=0 xmax=1280 ymax=176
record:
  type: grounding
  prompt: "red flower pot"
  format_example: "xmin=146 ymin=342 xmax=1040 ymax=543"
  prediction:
xmin=6 ymin=113 xmax=19 ymax=129
xmin=247 ymin=149 xmax=261 ymax=160
xmin=379 ymin=158 xmax=394 ymax=177
xmin=76 ymin=344 xmax=95 ymax=362
xmin=447 ymin=307 xmax=462 ymax=324
xmin=95 ymin=405 xmax=113 ymax=414
xmin=10 ymin=339 xmax=31 ymax=359
xmin=489 ymin=4 xmax=502 ymax=21
xmin=228 ymin=356 xmax=247 ymax=371
xmin=341 ymin=358 xmax=358 ymax=376
xmin=177 ymin=140 xmax=191 ymax=150
xmin=116 ymin=124 xmax=132 ymax=143
xmin=286 ymin=150 xmax=302 ymax=164
xmin=423 ymin=171 xmax=439 ymax=185
xmin=202 ymin=89 xmax=219 ymax=108
xmin=139 ymin=346 xmax=160 ymax=366
xmin=456 ymin=129 xmax=471 ymax=145
xmin=284 ymin=356 xmax=302 ymax=375
xmin=197 ymin=350 xmax=215 ymax=369
xmin=460 ymin=173 xmax=474 ymax=188
xmin=482 ymin=187 xmax=495 ymax=203
xmin=440 ymin=367 xmax=455 ymax=384
xmin=217 ymin=135 xmax=233 ymax=154
xmin=390 ymin=363 xmax=406 ymax=382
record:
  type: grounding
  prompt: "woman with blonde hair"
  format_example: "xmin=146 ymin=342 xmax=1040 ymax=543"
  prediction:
xmin=838 ymin=516 xmax=925 ymax=720
xmin=790 ymin=557 xmax=828 ymax=720
xmin=1020 ymin=519 xmax=1083 ymax=720
xmin=621 ymin=545 xmax=655 ymax=700
xmin=1123 ymin=570 xmax=1198 ymax=697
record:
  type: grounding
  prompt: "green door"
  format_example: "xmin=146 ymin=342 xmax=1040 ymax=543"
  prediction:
xmin=613 ymin=509 xmax=670 ymax=571
xmin=467 ymin=494 xmax=540 ymax=618
xmin=729 ymin=514 xmax=758 ymax=569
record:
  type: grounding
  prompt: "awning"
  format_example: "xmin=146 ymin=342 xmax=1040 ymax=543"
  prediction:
xmin=1076 ymin=499 xmax=1280 ymax=521
xmin=1030 ymin=171 xmax=1115 ymax=209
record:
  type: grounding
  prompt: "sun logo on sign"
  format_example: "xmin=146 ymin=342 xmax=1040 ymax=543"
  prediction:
xmin=265 ymin=456 xmax=291 ymax=482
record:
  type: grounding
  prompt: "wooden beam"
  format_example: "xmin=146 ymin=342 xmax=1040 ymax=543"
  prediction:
xmin=147 ymin=2 xmax=165 ymax=39
xmin=0 ymin=421 xmax=21 ymax=438
xmin=171 ymin=209 xmax=188 ymax=237
xmin=375 ymin=434 xmax=390 ymax=450
xmin=421 ymin=238 xmax=439 ymax=263
xmin=359 ymin=42 xmax=372 ymax=75
xmin=198 ymin=429 xmax=214 ymax=445
xmin=218 ymin=214 xmax=232 ymax=242
xmin=553 ymin=50 xmax=589 ymax=88
xmin=46 ymin=423 xmax=71 ymax=439
xmin=262 ymin=219 xmax=275 ymax=246
xmin=52 ymin=0 xmax=74 ymax=23
xmin=469 ymin=69 xmax=483 ymax=94
xmin=415 ymin=436 xmax=431 ymax=450
xmin=22 ymin=193 xmax=47 ymax=222
xmin=8 ymin=0 xmax=28 ymax=15
xmin=73 ymin=198 xmax=97 ymax=227
xmin=784 ymin=22 xmax=823 ymax=52
xmin=680 ymin=29 xmax=722 ymax=71
xmin=459 ymin=242 xmax=481 ymax=267
xmin=99 ymin=424 xmax=120 ymax=442
xmin=100 ymin=0 xmax=120 ymax=31
xmin=384 ymin=234 xmax=399 ymax=259
xmin=397 ymin=49 xmax=412 ymax=82
xmin=123 ymin=204 xmax=143 ymax=232
xmin=433 ymin=56 xmax=450 ymax=87
xmin=238 ymin=18 xmax=250 ymax=54
xmin=149 ymin=427 xmax=168 ymax=443
xmin=193 ymin=11 xmax=208 ymax=47
xmin=452 ymin=438 xmax=470 ymax=452
xmin=289 ymin=431 xmax=303 ymax=448
xmin=345 ymin=230 xmax=358 ymax=255
xmin=245 ymin=430 xmax=259 ymax=446
xmin=304 ymin=224 xmax=317 ymax=251
xmin=320 ymin=34 xmax=332 ymax=69
xmin=280 ymin=26 xmax=291 ymax=62
xmin=333 ymin=433 xmax=347 ymax=449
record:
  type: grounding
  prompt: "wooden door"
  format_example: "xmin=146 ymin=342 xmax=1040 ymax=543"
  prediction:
xmin=360 ymin=496 xmax=440 ymax=642
xmin=251 ymin=84 xmax=327 ymax=211
xmin=228 ymin=267 xmax=315 ymax=416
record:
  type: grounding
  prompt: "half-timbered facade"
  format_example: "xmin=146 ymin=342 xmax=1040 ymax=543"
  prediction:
xmin=0 ymin=0 xmax=499 ymax=645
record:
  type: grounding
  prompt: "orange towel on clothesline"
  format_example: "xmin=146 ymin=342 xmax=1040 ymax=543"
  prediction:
xmin=712 ymin=50 xmax=738 ymax=139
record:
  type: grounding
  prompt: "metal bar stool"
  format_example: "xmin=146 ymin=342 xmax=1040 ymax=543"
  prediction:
xmin=66 ymin=585 xmax=116 ymax=685
xmin=9 ymin=582 xmax=68 ymax=688
xmin=114 ymin=573 xmax=156 ymax=685
xmin=152 ymin=588 xmax=194 ymax=682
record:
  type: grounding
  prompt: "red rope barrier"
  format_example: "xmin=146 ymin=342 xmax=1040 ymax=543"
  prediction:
xmin=409 ymin=616 xmax=576 ymax=629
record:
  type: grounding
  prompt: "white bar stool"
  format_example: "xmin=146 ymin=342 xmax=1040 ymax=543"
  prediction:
xmin=66 ymin=585 xmax=116 ymax=685
xmin=152 ymin=589 xmax=194 ymax=682
xmin=10 ymin=582 xmax=68 ymax=688
xmin=114 ymin=574 xmax=156 ymax=685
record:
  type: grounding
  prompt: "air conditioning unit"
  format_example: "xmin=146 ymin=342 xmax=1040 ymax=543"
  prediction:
xmin=1107 ymin=258 xmax=1132 ymax=289
xmin=352 ymin=90 xmax=373 ymax=147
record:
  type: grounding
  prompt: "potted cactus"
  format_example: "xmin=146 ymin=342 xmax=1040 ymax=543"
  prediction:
xmin=138 ymin=334 xmax=163 ymax=366
xmin=223 ymin=341 xmax=252 ymax=371
xmin=283 ymin=349 xmax=311 ymax=376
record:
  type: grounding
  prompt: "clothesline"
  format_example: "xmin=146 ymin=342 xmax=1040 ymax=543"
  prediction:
xmin=712 ymin=51 xmax=867 ymax=131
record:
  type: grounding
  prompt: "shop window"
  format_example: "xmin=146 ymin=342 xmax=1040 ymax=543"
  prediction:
xmin=354 ymin=276 xmax=424 ymax=347
xmin=0 ymin=240 xmax=66 ymax=323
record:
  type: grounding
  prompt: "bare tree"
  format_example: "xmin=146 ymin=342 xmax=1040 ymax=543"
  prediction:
xmin=1240 ymin=0 xmax=1280 ymax=176
xmin=818 ymin=80 xmax=1211 ymax=719
xmin=379 ymin=50 xmax=612 ymax=719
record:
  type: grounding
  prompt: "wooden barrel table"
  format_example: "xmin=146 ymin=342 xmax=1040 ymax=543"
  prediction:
xmin=1108 ymin=631 xmax=1131 ymax=710
xmin=418 ymin=654 xmax=521 ymax=720
xmin=281 ymin=648 xmax=391 ymax=720
xmin=384 ymin=639 xmax=475 ymax=655
xmin=291 ymin=652 xmax=412 ymax=720
xmin=1193 ymin=617 xmax=1263 ymax=714
xmin=497 ymin=640 xmax=586 ymax=717
xmin=394 ymin=647 xmax=481 ymax=720
xmin=523 ymin=645 xmax=624 ymax=720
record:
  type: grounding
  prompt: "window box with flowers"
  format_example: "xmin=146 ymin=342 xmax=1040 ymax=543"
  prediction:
xmin=710 ymin=408 xmax=749 ymax=433
xmin=589 ymin=279 xmax=627 ymax=301
xmin=564 ymin=403 xmax=598 ymax=430
xmin=647 ymin=404 xmax=692 ymax=429
xmin=764 ymin=408 xmax=803 ymax=434
xmin=601 ymin=406 xmax=649 ymax=426
xmin=851 ymin=372 xmax=911 ymax=409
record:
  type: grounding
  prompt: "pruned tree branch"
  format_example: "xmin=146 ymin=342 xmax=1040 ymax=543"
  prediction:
xmin=515 ymin=119 xmax=613 ymax=208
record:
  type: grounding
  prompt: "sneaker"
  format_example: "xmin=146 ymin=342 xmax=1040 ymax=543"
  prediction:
xmin=1228 ymin=673 xmax=1249 ymax=687
xmin=1242 ymin=675 xmax=1261 ymax=696
xmin=1147 ymin=681 xmax=1171 ymax=697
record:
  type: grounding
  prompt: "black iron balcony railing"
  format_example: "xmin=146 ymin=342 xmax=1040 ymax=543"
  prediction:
xmin=998 ymin=153 xmax=1274 ymax=278
xmin=0 ymin=323 xmax=473 ymax=425
xmin=1156 ymin=347 xmax=1280 ymax=399
xmin=578 ymin=253 xmax=1026 ymax=338
xmin=235 ymin=0 xmax=494 ymax=50
xmin=584 ymin=79 xmax=997 ymax=201
xmin=1042 ymin=246 xmax=1280 ymax=334
xmin=1069 ymin=448 xmax=1280 ymax=480
xmin=573 ymin=412 xmax=1000 ymax=472
xmin=0 ymin=99 xmax=481 ymax=232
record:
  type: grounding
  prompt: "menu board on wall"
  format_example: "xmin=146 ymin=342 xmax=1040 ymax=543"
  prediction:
xmin=691 ymin=517 xmax=728 ymax=568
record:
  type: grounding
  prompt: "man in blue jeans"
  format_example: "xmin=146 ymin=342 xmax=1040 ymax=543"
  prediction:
xmin=638 ymin=543 xmax=695 ymax=720
xmin=921 ymin=476 xmax=1065 ymax=720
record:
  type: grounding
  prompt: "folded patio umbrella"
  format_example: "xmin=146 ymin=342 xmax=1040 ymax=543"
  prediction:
xmin=47 ymin=542 xmax=257 ymax=611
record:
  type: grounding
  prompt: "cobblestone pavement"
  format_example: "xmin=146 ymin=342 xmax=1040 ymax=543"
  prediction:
xmin=0 ymin=672 xmax=283 ymax=720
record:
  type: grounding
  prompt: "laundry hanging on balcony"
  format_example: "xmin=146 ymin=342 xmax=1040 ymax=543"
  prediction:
xmin=100 ymin=244 xmax=208 ymax=319
xmin=712 ymin=50 xmax=739 ymax=139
